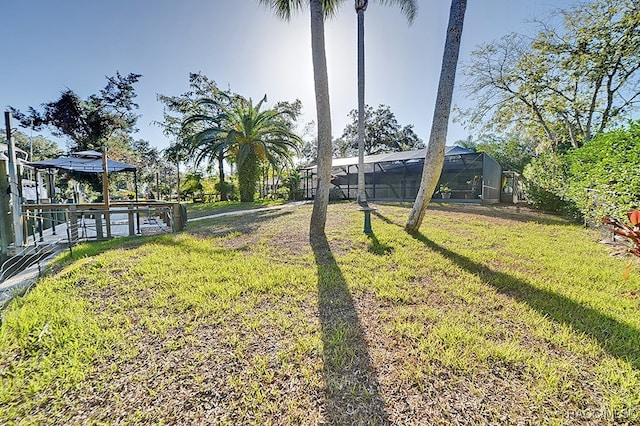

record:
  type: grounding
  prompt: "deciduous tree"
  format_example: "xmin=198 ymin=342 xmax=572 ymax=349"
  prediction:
xmin=462 ymin=0 xmax=640 ymax=152
xmin=335 ymin=104 xmax=423 ymax=156
xmin=457 ymin=134 xmax=535 ymax=173
xmin=12 ymin=131 xmax=62 ymax=161
xmin=11 ymin=72 xmax=141 ymax=153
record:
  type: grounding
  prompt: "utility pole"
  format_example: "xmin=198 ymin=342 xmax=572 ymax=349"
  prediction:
xmin=4 ymin=112 xmax=23 ymax=248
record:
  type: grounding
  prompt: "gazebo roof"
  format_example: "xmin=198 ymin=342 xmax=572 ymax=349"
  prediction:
xmin=28 ymin=150 xmax=137 ymax=173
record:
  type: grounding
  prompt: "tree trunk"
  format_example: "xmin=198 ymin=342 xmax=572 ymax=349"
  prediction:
xmin=356 ymin=1 xmax=368 ymax=206
xmin=405 ymin=0 xmax=467 ymax=232
xmin=309 ymin=0 xmax=333 ymax=237
xmin=238 ymin=152 xmax=258 ymax=202
xmin=218 ymin=152 xmax=228 ymax=201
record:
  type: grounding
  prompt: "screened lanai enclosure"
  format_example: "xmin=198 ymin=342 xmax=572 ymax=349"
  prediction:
xmin=300 ymin=146 xmax=503 ymax=204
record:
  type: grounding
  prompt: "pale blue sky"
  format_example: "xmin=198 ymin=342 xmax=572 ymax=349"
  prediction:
xmin=1 ymin=0 xmax=572 ymax=152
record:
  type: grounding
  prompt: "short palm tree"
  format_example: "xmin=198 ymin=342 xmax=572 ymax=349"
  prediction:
xmin=355 ymin=0 xmax=417 ymax=206
xmin=183 ymin=95 xmax=302 ymax=202
xmin=259 ymin=0 xmax=343 ymax=236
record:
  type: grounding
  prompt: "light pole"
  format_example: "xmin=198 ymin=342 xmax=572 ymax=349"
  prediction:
xmin=4 ymin=112 xmax=24 ymax=248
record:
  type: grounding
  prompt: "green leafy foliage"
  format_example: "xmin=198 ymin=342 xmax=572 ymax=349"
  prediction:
xmin=524 ymin=121 xmax=640 ymax=222
xmin=181 ymin=171 xmax=204 ymax=198
xmin=523 ymin=152 xmax=573 ymax=214
xmin=214 ymin=180 xmax=238 ymax=201
xmin=11 ymin=72 xmax=141 ymax=153
xmin=182 ymin=94 xmax=302 ymax=202
xmin=335 ymin=104 xmax=423 ymax=157
xmin=238 ymin=151 xmax=259 ymax=202
xmin=463 ymin=0 xmax=640 ymax=152
xmin=459 ymin=135 xmax=535 ymax=173
xmin=564 ymin=123 xmax=640 ymax=222
xmin=11 ymin=131 xmax=62 ymax=161
xmin=283 ymin=169 xmax=304 ymax=200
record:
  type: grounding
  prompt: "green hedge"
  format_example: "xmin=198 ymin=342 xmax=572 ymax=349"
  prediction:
xmin=524 ymin=121 xmax=640 ymax=224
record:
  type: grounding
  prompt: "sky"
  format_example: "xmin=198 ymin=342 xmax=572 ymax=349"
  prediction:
xmin=1 ymin=0 xmax=574 ymax=154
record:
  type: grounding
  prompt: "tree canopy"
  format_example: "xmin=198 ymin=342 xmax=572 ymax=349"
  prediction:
xmin=156 ymin=73 xmax=230 ymax=154
xmin=457 ymin=134 xmax=536 ymax=173
xmin=462 ymin=0 xmax=640 ymax=152
xmin=335 ymin=104 xmax=423 ymax=156
xmin=11 ymin=72 xmax=142 ymax=153
xmin=11 ymin=131 xmax=63 ymax=161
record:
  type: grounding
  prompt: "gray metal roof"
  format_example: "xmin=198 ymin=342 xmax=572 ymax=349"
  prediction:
xmin=29 ymin=151 xmax=137 ymax=173
xmin=302 ymin=146 xmax=474 ymax=169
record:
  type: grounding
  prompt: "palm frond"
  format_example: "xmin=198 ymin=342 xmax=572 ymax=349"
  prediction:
xmin=259 ymin=0 xmax=346 ymax=20
xmin=258 ymin=0 xmax=304 ymax=20
xmin=376 ymin=0 xmax=417 ymax=24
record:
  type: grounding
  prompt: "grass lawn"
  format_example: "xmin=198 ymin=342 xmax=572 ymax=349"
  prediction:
xmin=1 ymin=202 xmax=639 ymax=424
xmin=185 ymin=199 xmax=288 ymax=219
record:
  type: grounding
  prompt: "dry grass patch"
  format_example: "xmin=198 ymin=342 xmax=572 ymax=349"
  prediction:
xmin=1 ymin=202 xmax=639 ymax=424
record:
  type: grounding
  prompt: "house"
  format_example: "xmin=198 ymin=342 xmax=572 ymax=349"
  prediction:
xmin=300 ymin=146 xmax=505 ymax=204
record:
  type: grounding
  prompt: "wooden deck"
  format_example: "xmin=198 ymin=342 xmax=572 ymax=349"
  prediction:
xmin=19 ymin=201 xmax=182 ymax=249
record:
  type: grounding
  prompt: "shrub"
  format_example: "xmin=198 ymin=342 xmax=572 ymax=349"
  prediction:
xmin=214 ymin=181 xmax=238 ymax=201
xmin=524 ymin=121 xmax=640 ymax=223
xmin=523 ymin=152 xmax=574 ymax=214
xmin=282 ymin=170 xmax=304 ymax=201
xmin=564 ymin=123 xmax=640 ymax=224
xmin=181 ymin=172 xmax=204 ymax=199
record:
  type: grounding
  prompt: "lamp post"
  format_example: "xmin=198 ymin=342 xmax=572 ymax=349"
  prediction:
xmin=4 ymin=112 xmax=23 ymax=248
xmin=359 ymin=205 xmax=375 ymax=234
xmin=0 ymin=151 xmax=9 ymax=257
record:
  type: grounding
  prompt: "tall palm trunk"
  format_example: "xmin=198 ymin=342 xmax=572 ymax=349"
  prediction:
xmin=356 ymin=0 xmax=368 ymax=206
xmin=310 ymin=0 xmax=333 ymax=237
xmin=405 ymin=0 xmax=467 ymax=232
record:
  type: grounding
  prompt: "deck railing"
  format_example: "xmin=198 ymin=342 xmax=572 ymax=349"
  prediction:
xmin=21 ymin=201 xmax=186 ymax=244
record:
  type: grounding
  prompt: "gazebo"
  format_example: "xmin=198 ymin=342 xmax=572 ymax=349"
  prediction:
xmin=26 ymin=149 xmax=142 ymax=240
xmin=28 ymin=149 xmax=139 ymax=201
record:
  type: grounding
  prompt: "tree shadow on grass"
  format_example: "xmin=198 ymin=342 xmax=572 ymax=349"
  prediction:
xmin=367 ymin=233 xmax=393 ymax=256
xmin=188 ymin=209 xmax=293 ymax=237
xmin=310 ymin=234 xmax=390 ymax=425
xmin=372 ymin=210 xmax=402 ymax=227
xmin=374 ymin=201 xmax=572 ymax=226
xmin=409 ymin=231 xmax=640 ymax=370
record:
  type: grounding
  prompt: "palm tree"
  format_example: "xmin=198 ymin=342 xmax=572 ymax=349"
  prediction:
xmin=405 ymin=0 xmax=467 ymax=232
xmin=184 ymin=95 xmax=302 ymax=202
xmin=355 ymin=0 xmax=417 ymax=207
xmin=179 ymin=96 xmax=233 ymax=200
xmin=259 ymin=0 xmax=344 ymax=236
